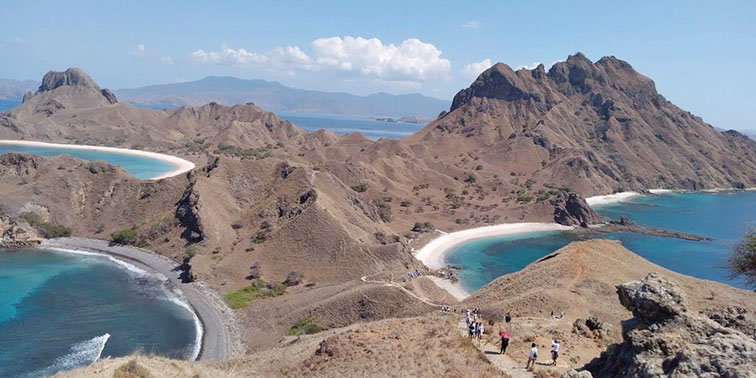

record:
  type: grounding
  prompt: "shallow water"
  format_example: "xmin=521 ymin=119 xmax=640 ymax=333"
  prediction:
xmin=446 ymin=191 xmax=756 ymax=293
xmin=0 ymin=143 xmax=176 ymax=180
xmin=0 ymin=249 xmax=197 ymax=377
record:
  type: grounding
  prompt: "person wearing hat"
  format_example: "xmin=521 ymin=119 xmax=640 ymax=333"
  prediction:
xmin=551 ymin=339 xmax=560 ymax=366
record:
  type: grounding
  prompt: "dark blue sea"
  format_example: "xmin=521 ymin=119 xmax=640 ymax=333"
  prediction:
xmin=0 ymin=249 xmax=198 ymax=377
xmin=446 ymin=191 xmax=756 ymax=292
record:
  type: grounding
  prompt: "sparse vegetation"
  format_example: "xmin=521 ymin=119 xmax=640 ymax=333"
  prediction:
xmin=251 ymin=231 xmax=267 ymax=244
xmin=412 ymin=222 xmax=435 ymax=233
xmin=729 ymin=228 xmax=756 ymax=287
xmin=374 ymin=200 xmax=392 ymax=222
xmin=110 ymin=228 xmax=141 ymax=245
xmin=19 ymin=212 xmax=72 ymax=238
xmin=214 ymin=144 xmax=272 ymax=160
xmin=225 ymin=279 xmax=286 ymax=309
xmin=517 ymin=195 xmax=534 ymax=203
xmin=351 ymin=182 xmax=369 ymax=193
xmin=464 ymin=173 xmax=477 ymax=183
xmin=287 ymin=318 xmax=324 ymax=336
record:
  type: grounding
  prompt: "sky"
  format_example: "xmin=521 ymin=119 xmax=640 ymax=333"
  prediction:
xmin=1 ymin=1 xmax=755 ymax=131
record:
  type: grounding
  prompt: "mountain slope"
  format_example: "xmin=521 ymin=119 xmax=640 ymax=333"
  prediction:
xmin=406 ymin=53 xmax=756 ymax=195
xmin=0 ymin=78 xmax=39 ymax=99
xmin=115 ymin=76 xmax=449 ymax=117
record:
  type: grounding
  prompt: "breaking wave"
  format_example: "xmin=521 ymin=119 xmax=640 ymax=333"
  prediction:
xmin=23 ymin=334 xmax=110 ymax=378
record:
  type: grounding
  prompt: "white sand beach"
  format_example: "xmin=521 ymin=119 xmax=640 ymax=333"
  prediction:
xmin=585 ymin=191 xmax=640 ymax=206
xmin=0 ymin=140 xmax=195 ymax=180
xmin=649 ymin=188 xmax=676 ymax=194
xmin=415 ymin=223 xmax=574 ymax=300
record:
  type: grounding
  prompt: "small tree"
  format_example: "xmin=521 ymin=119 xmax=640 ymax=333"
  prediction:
xmin=110 ymin=229 xmax=139 ymax=245
xmin=729 ymin=228 xmax=756 ymax=287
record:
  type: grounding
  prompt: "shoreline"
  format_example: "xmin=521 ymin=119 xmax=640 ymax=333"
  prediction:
xmin=38 ymin=237 xmax=244 ymax=361
xmin=414 ymin=223 xmax=574 ymax=300
xmin=0 ymin=140 xmax=195 ymax=180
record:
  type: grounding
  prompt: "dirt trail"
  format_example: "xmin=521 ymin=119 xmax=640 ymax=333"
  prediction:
xmin=457 ymin=320 xmax=535 ymax=378
xmin=360 ymin=273 xmax=442 ymax=307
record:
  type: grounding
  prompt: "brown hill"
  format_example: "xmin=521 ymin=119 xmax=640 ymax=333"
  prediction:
xmin=406 ymin=53 xmax=756 ymax=195
xmin=460 ymin=239 xmax=756 ymax=375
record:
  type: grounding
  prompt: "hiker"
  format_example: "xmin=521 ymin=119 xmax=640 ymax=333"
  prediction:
xmin=505 ymin=312 xmax=511 ymax=323
xmin=477 ymin=322 xmax=485 ymax=340
xmin=500 ymin=333 xmax=509 ymax=354
xmin=468 ymin=321 xmax=475 ymax=339
xmin=551 ymin=339 xmax=560 ymax=366
xmin=526 ymin=343 xmax=538 ymax=370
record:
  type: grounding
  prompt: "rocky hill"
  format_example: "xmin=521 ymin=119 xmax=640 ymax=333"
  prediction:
xmin=407 ymin=53 xmax=756 ymax=195
xmin=115 ymin=75 xmax=450 ymax=117
xmin=584 ymin=272 xmax=756 ymax=377
xmin=460 ymin=240 xmax=756 ymax=376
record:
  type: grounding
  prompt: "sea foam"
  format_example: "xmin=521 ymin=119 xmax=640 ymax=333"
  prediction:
xmin=23 ymin=334 xmax=110 ymax=378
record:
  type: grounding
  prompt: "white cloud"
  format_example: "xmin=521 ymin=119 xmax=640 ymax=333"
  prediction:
xmin=2 ymin=36 xmax=25 ymax=46
xmin=461 ymin=20 xmax=480 ymax=29
xmin=516 ymin=62 xmax=542 ymax=70
xmin=189 ymin=36 xmax=451 ymax=85
xmin=461 ymin=58 xmax=492 ymax=78
xmin=134 ymin=44 xmax=173 ymax=65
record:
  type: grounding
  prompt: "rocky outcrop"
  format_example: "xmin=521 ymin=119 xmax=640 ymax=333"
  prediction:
xmin=175 ymin=177 xmax=204 ymax=242
xmin=0 ymin=217 xmax=41 ymax=248
xmin=584 ymin=272 xmax=756 ymax=377
xmin=551 ymin=192 xmax=603 ymax=227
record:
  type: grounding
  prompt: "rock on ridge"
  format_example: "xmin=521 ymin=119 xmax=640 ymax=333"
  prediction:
xmin=584 ymin=272 xmax=756 ymax=378
xmin=551 ymin=191 xmax=603 ymax=227
xmin=32 ymin=67 xmax=117 ymax=104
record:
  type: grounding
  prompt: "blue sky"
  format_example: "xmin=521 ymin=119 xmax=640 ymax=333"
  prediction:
xmin=1 ymin=0 xmax=754 ymax=130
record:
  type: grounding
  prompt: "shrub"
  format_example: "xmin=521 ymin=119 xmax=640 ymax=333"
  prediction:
xmin=110 ymin=229 xmax=139 ymax=245
xmin=729 ymin=228 xmax=756 ymax=287
xmin=517 ymin=195 xmax=534 ymax=203
xmin=184 ymin=246 xmax=198 ymax=260
xmin=251 ymin=231 xmax=267 ymax=244
xmin=374 ymin=200 xmax=392 ymax=222
xmin=412 ymin=222 xmax=435 ymax=233
xmin=38 ymin=223 xmax=72 ymax=238
xmin=400 ymin=200 xmax=412 ymax=207
xmin=464 ymin=173 xmax=477 ymax=183
xmin=350 ymin=182 xmax=369 ymax=193
xmin=287 ymin=318 xmax=324 ymax=336
xmin=225 ymin=279 xmax=286 ymax=309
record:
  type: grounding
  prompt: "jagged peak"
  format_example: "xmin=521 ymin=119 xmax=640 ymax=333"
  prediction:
xmin=40 ymin=68 xmax=99 ymax=92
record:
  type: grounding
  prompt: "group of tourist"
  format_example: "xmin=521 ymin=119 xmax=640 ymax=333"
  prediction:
xmin=407 ymin=270 xmax=423 ymax=278
xmin=465 ymin=308 xmax=485 ymax=341
xmin=459 ymin=307 xmax=562 ymax=370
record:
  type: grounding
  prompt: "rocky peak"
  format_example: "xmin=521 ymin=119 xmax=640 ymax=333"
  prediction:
xmin=40 ymin=68 xmax=99 ymax=92
xmin=450 ymin=62 xmax=539 ymax=111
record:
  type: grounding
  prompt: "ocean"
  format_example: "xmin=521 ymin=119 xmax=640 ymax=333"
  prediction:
xmin=0 ymin=248 xmax=198 ymax=377
xmin=275 ymin=111 xmax=425 ymax=140
xmin=446 ymin=191 xmax=756 ymax=293
xmin=0 ymin=142 xmax=177 ymax=180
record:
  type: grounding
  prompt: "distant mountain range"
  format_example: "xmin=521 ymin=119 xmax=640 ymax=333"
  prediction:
xmin=0 ymin=79 xmax=40 ymax=99
xmin=113 ymin=76 xmax=449 ymax=118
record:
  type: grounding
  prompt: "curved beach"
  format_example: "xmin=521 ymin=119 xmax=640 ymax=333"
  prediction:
xmin=40 ymin=238 xmax=244 ymax=361
xmin=0 ymin=140 xmax=195 ymax=180
xmin=415 ymin=222 xmax=574 ymax=300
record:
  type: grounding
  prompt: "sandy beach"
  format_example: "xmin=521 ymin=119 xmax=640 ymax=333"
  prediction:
xmin=415 ymin=223 xmax=574 ymax=300
xmin=585 ymin=191 xmax=641 ymax=206
xmin=39 ymin=237 xmax=244 ymax=361
xmin=0 ymin=140 xmax=195 ymax=180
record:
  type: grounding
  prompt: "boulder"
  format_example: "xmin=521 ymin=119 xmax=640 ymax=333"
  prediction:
xmin=551 ymin=191 xmax=604 ymax=227
xmin=584 ymin=272 xmax=756 ymax=377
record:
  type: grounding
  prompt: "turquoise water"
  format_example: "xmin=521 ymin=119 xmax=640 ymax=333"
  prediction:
xmin=0 ymin=249 xmax=198 ymax=377
xmin=446 ymin=191 xmax=756 ymax=292
xmin=0 ymin=143 xmax=177 ymax=180
xmin=276 ymin=112 xmax=425 ymax=140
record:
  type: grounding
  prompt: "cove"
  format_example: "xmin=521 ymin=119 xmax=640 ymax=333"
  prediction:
xmin=445 ymin=191 xmax=756 ymax=293
xmin=0 ymin=249 xmax=198 ymax=377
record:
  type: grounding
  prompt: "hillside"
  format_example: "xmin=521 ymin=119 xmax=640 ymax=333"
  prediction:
xmin=53 ymin=240 xmax=756 ymax=377
xmin=406 ymin=53 xmax=756 ymax=195
xmin=115 ymin=76 xmax=449 ymax=117
xmin=460 ymin=239 xmax=756 ymax=375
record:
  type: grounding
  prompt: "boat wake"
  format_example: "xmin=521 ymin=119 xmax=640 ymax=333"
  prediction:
xmin=23 ymin=333 xmax=110 ymax=378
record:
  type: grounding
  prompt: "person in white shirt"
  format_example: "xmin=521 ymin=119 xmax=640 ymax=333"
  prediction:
xmin=526 ymin=343 xmax=538 ymax=370
xmin=551 ymin=339 xmax=560 ymax=366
